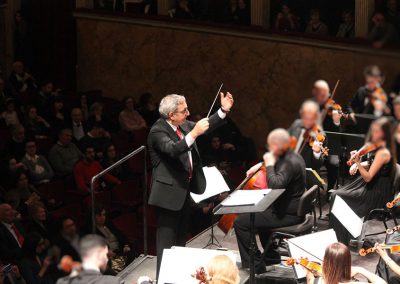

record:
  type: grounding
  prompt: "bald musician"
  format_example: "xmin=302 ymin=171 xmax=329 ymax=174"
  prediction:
xmin=234 ymin=128 xmax=306 ymax=274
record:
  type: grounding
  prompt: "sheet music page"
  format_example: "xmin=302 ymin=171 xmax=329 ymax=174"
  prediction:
xmin=190 ymin=167 xmax=231 ymax=203
xmin=220 ymin=189 xmax=271 ymax=207
xmin=158 ymin=247 xmax=236 ymax=284
xmin=331 ymin=195 xmax=364 ymax=238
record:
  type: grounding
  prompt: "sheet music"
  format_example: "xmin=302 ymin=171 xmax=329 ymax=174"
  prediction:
xmin=190 ymin=167 xmax=230 ymax=203
xmin=220 ymin=189 xmax=271 ymax=207
xmin=331 ymin=195 xmax=364 ymax=238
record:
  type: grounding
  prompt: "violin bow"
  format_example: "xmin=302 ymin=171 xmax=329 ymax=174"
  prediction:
xmin=330 ymin=79 xmax=340 ymax=100
xmin=206 ymin=83 xmax=224 ymax=118
xmin=284 ymin=239 xmax=323 ymax=262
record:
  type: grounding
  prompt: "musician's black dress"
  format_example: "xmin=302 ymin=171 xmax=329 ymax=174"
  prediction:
xmin=329 ymin=153 xmax=394 ymax=244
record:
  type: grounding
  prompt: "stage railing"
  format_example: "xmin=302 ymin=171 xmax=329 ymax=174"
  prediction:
xmin=90 ymin=145 xmax=149 ymax=255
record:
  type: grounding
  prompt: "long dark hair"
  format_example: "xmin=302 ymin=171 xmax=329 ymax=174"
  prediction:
xmin=322 ymin=243 xmax=351 ymax=284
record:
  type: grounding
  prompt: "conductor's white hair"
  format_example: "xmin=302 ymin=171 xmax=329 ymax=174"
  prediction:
xmin=313 ymin=80 xmax=330 ymax=91
xmin=268 ymin=128 xmax=290 ymax=144
xmin=159 ymin=94 xmax=186 ymax=119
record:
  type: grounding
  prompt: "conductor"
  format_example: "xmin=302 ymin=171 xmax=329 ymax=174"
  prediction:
xmin=147 ymin=92 xmax=234 ymax=276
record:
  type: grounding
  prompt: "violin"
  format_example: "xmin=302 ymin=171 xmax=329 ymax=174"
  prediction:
xmin=387 ymin=195 xmax=400 ymax=209
xmin=323 ymin=98 xmax=350 ymax=119
xmin=359 ymin=243 xmax=400 ymax=256
xmin=302 ymin=125 xmax=329 ymax=157
xmin=370 ymin=87 xmax=388 ymax=104
xmin=286 ymin=257 xmax=322 ymax=275
xmin=191 ymin=266 xmax=211 ymax=284
xmin=346 ymin=141 xmax=385 ymax=166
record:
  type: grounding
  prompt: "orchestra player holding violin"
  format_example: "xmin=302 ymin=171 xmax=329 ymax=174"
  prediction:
xmin=330 ymin=117 xmax=397 ymax=244
xmin=234 ymin=128 xmax=306 ymax=274
xmin=376 ymin=243 xmax=400 ymax=284
xmin=303 ymin=242 xmax=386 ymax=284
xmin=288 ymin=100 xmax=326 ymax=170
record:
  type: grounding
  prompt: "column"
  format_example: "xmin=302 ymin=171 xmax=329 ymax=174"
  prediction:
xmin=157 ymin=0 xmax=175 ymax=16
xmin=355 ymin=0 xmax=374 ymax=38
xmin=251 ymin=0 xmax=270 ymax=28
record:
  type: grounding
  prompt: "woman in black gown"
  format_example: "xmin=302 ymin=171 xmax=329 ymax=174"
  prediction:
xmin=330 ymin=117 xmax=397 ymax=244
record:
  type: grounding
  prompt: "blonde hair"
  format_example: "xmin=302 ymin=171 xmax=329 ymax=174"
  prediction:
xmin=207 ymin=255 xmax=240 ymax=284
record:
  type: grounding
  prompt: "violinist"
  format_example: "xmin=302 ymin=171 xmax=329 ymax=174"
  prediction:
xmin=234 ymin=128 xmax=306 ymax=274
xmin=288 ymin=100 xmax=326 ymax=170
xmin=376 ymin=243 xmax=400 ymax=284
xmin=348 ymin=65 xmax=389 ymax=117
xmin=330 ymin=117 xmax=396 ymax=244
xmin=305 ymin=242 xmax=386 ymax=284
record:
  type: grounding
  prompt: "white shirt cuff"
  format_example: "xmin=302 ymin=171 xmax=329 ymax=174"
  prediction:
xmin=217 ymin=108 xmax=227 ymax=119
xmin=185 ymin=133 xmax=195 ymax=147
xmin=313 ymin=151 xmax=322 ymax=159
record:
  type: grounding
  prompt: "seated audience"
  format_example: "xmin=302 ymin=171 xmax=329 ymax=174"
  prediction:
xmin=305 ymin=9 xmax=328 ymax=35
xmin=79 ymin=123 xmax=111 ymax=160
xmin=47 ymin=97 xmax=68 ymax=136
xmin=34 ymin=80 xmax=56 ymax=118
xmin=305 ymin=243 xmax=386 ymax=284
xmin=118 ymin=96 xmax=147 ymax=132
xmin=0 ymin=77 xmax=17 ymax=112
xmin=25 ymin=202 xmax=56 ymax=242
xmin=232 ymin=0 xmax=250 ymax=25
xmin=174 ymin=0 xmax=194 ymax=19
xmin=48 ymin=129 xmax=82 ymax=177
xmin=385 ymin=0 xmax=400 ymax=32
xmin=21 ymin=140 xmax=54 ymax=185
xmin=0 ymin=259 xmax=26 ymax=284
xmin=1 ymin=99 xmax=20 ymax=127
xmin=0 ymin=156 xmax=26 ymax=189
xmin=18 ymin=232 xmax=55 ymax=284
xmin=137 ymin=92 xmax=159 ymax=126
xmin=56 ymin=234 xmax=123 ymax=284
xmin=0 ymin=203 xmax=26 ymax=261
xmin=6 ymin=124 xmax=27 ymax=161
xmin=336 ymin=10 xmax=355 ymax=38
xmin=207 ymin=255 xmax=240 ymax=284
xmin=24 ymin=106 xmax=50 ymax=139
xmin=101 ymin=144 xmax=128 ymax=180
xmin=8 ymin=61 xmax=36 ymax=93
xmin=54 ymin=217 xmax=81 ymax=261
xmin=368 ymin=12 xmax=398 ymax=49
xmin=87 ymin=102 xmax=112 ymax=133
xmin=203 ymin=135 xmax=239 ymax=167
xmin=69 ymin=108 xmax=88 ymax=142
xmin=74 ymin=145 xmax=121 ymax=193
xmin=78 ymin=94 xmax=89 ymax=121
xmin=274 ymin=3 xmax=299 ymax=32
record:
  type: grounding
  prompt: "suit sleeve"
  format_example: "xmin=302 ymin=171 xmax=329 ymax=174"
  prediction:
xmin=266 ymin=162 xmax=293 ymax=189
xmin=150 ymin=129 xmax=190 ymax=158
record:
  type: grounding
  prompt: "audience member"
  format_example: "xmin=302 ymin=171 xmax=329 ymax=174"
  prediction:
xmin=34 ymin=80 xmax=58 ymax=117
xmin=78 ymin=94 xmax=89 ymax=121
xmin=0 ymin=77 xmax=17 ymax=112
xmin=8 ymin=61 xmax=36 ymax=93
xmin=25 ymin=202 xmax=56 ymax=242
xmin=54 ymin=217 xmax=81 ymax=262
xmin=101 ymin=144 xmax=128 ymax=180
xmin=69 ymin=108 xmax=88 ymax=142
xmin=1 ymin=99 xmax=20 ymax=127
xmin=18 ymin=232 xmax=55 ymax=284
xmin=385 ymin=0 xmax=400 ymax=32
xmin=174 ymin=0 xmax=194 ymax=19
xmin=0 ymin=156 xmax=27 ymax=189
xmin=232 ymin=0 xmax=250 ymax=25
xmin=368 ymin=12 xmax=398 ymax=49
xmin=274 ymin=3 xmax=299 ymax=32
xmin=21 ymin=140 xmax=54 ymax=185
xmin=79 ymin=123 xmax=111 ymax=160
xmin=336 ymin=10 xmax=355 ymax=38
xmin=137 ymin=92 xmax=159 ymax=126
xmin=207 ymin=255 xmax=240 ymax=284
xmin=305 ymin=9 xmax=328 ymax=35
xmin=0 ymin=203 xmax=25 ymax=261
xmin=203 ymin=135 xmax=238 ymax=167
xmin=56 ymin=234 xmax=123 ymax=284
xmin=87 ymin=102 xmax=112 ymax=132
xmin=74 ymin=145 xmax=121 ymax=193
xmin=47 ymin=97 xmax=68 ymax=135
xmin=6 ymin=124 xmax=27 ymax=161
xmin=24 ymin=106 xmax=50 ymax=139
xmin=48 ymin=129 xmax=82 ymax=177
xmin=118 ymin=96 xmax=147 ymax=132
xmin=0 ymin=260 xmax=26 ymax=284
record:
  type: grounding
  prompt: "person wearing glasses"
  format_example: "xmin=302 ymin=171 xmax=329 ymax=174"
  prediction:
xmin=147 ymin=92 xmax=234 ymax=277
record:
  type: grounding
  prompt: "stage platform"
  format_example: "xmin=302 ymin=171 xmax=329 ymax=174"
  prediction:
xmin=118 ymin=201 xmax=393 ymax=283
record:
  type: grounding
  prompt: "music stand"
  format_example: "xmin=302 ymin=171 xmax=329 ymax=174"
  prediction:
xmin=306 ymin=168 xmax=325 ymax=219
xmin=213 ymin=189 xmax=285 ymax=284
xmin=354 ymin=114 xmax=376 ymax=134
xmin=325 ymin=131 xmax=365 ymax=185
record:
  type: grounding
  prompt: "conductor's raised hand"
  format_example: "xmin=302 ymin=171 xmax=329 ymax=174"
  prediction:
xmin=191 ymin=118 xmax=209 ymax=139
xmin=220 ymin=92 xmax=234 ymax=112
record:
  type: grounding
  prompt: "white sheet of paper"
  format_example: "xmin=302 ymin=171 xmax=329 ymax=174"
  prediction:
xmin=190 ymin=166 xmax=231 ymax=203
xmin=287 ymin=229 xmax=338 ymax=279
xmin=220 ymin=189 xmax=271 ymax=207
xmin=331 ymin=195 xmax=364 ymax=239
xmin=158 ymin=247 xmax=236 ymax=284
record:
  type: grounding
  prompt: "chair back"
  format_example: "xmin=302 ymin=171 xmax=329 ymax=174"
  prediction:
xmin=297 ymin=185 xmax=318 ymax=217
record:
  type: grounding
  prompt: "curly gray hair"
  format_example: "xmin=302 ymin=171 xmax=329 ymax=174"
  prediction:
xmin=159 ymin=94 xmax=186 ymax=119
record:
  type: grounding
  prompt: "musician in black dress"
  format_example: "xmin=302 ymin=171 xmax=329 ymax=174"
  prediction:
xmin=329 ymin=117 xmax=396 ymax=244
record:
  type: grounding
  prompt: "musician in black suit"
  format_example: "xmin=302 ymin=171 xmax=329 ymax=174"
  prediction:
xmin=148 ymin=92 xmax=234 ymax=276
xmin=56 ymin=234 xmax=123 ymax=284
xmin=288 ymin=100 xmax=325 ymax=170
xmin=234 ymin=128 xmax=306 ymax=274
xmin=0 ymin=203 xmax=26 ymax=262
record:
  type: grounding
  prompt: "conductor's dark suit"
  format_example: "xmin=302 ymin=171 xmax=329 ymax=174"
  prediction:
xmin=148 ymin=111 xmax=225 ymax=275
xmin=56 ymin=269 xmax=123 ymax=284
